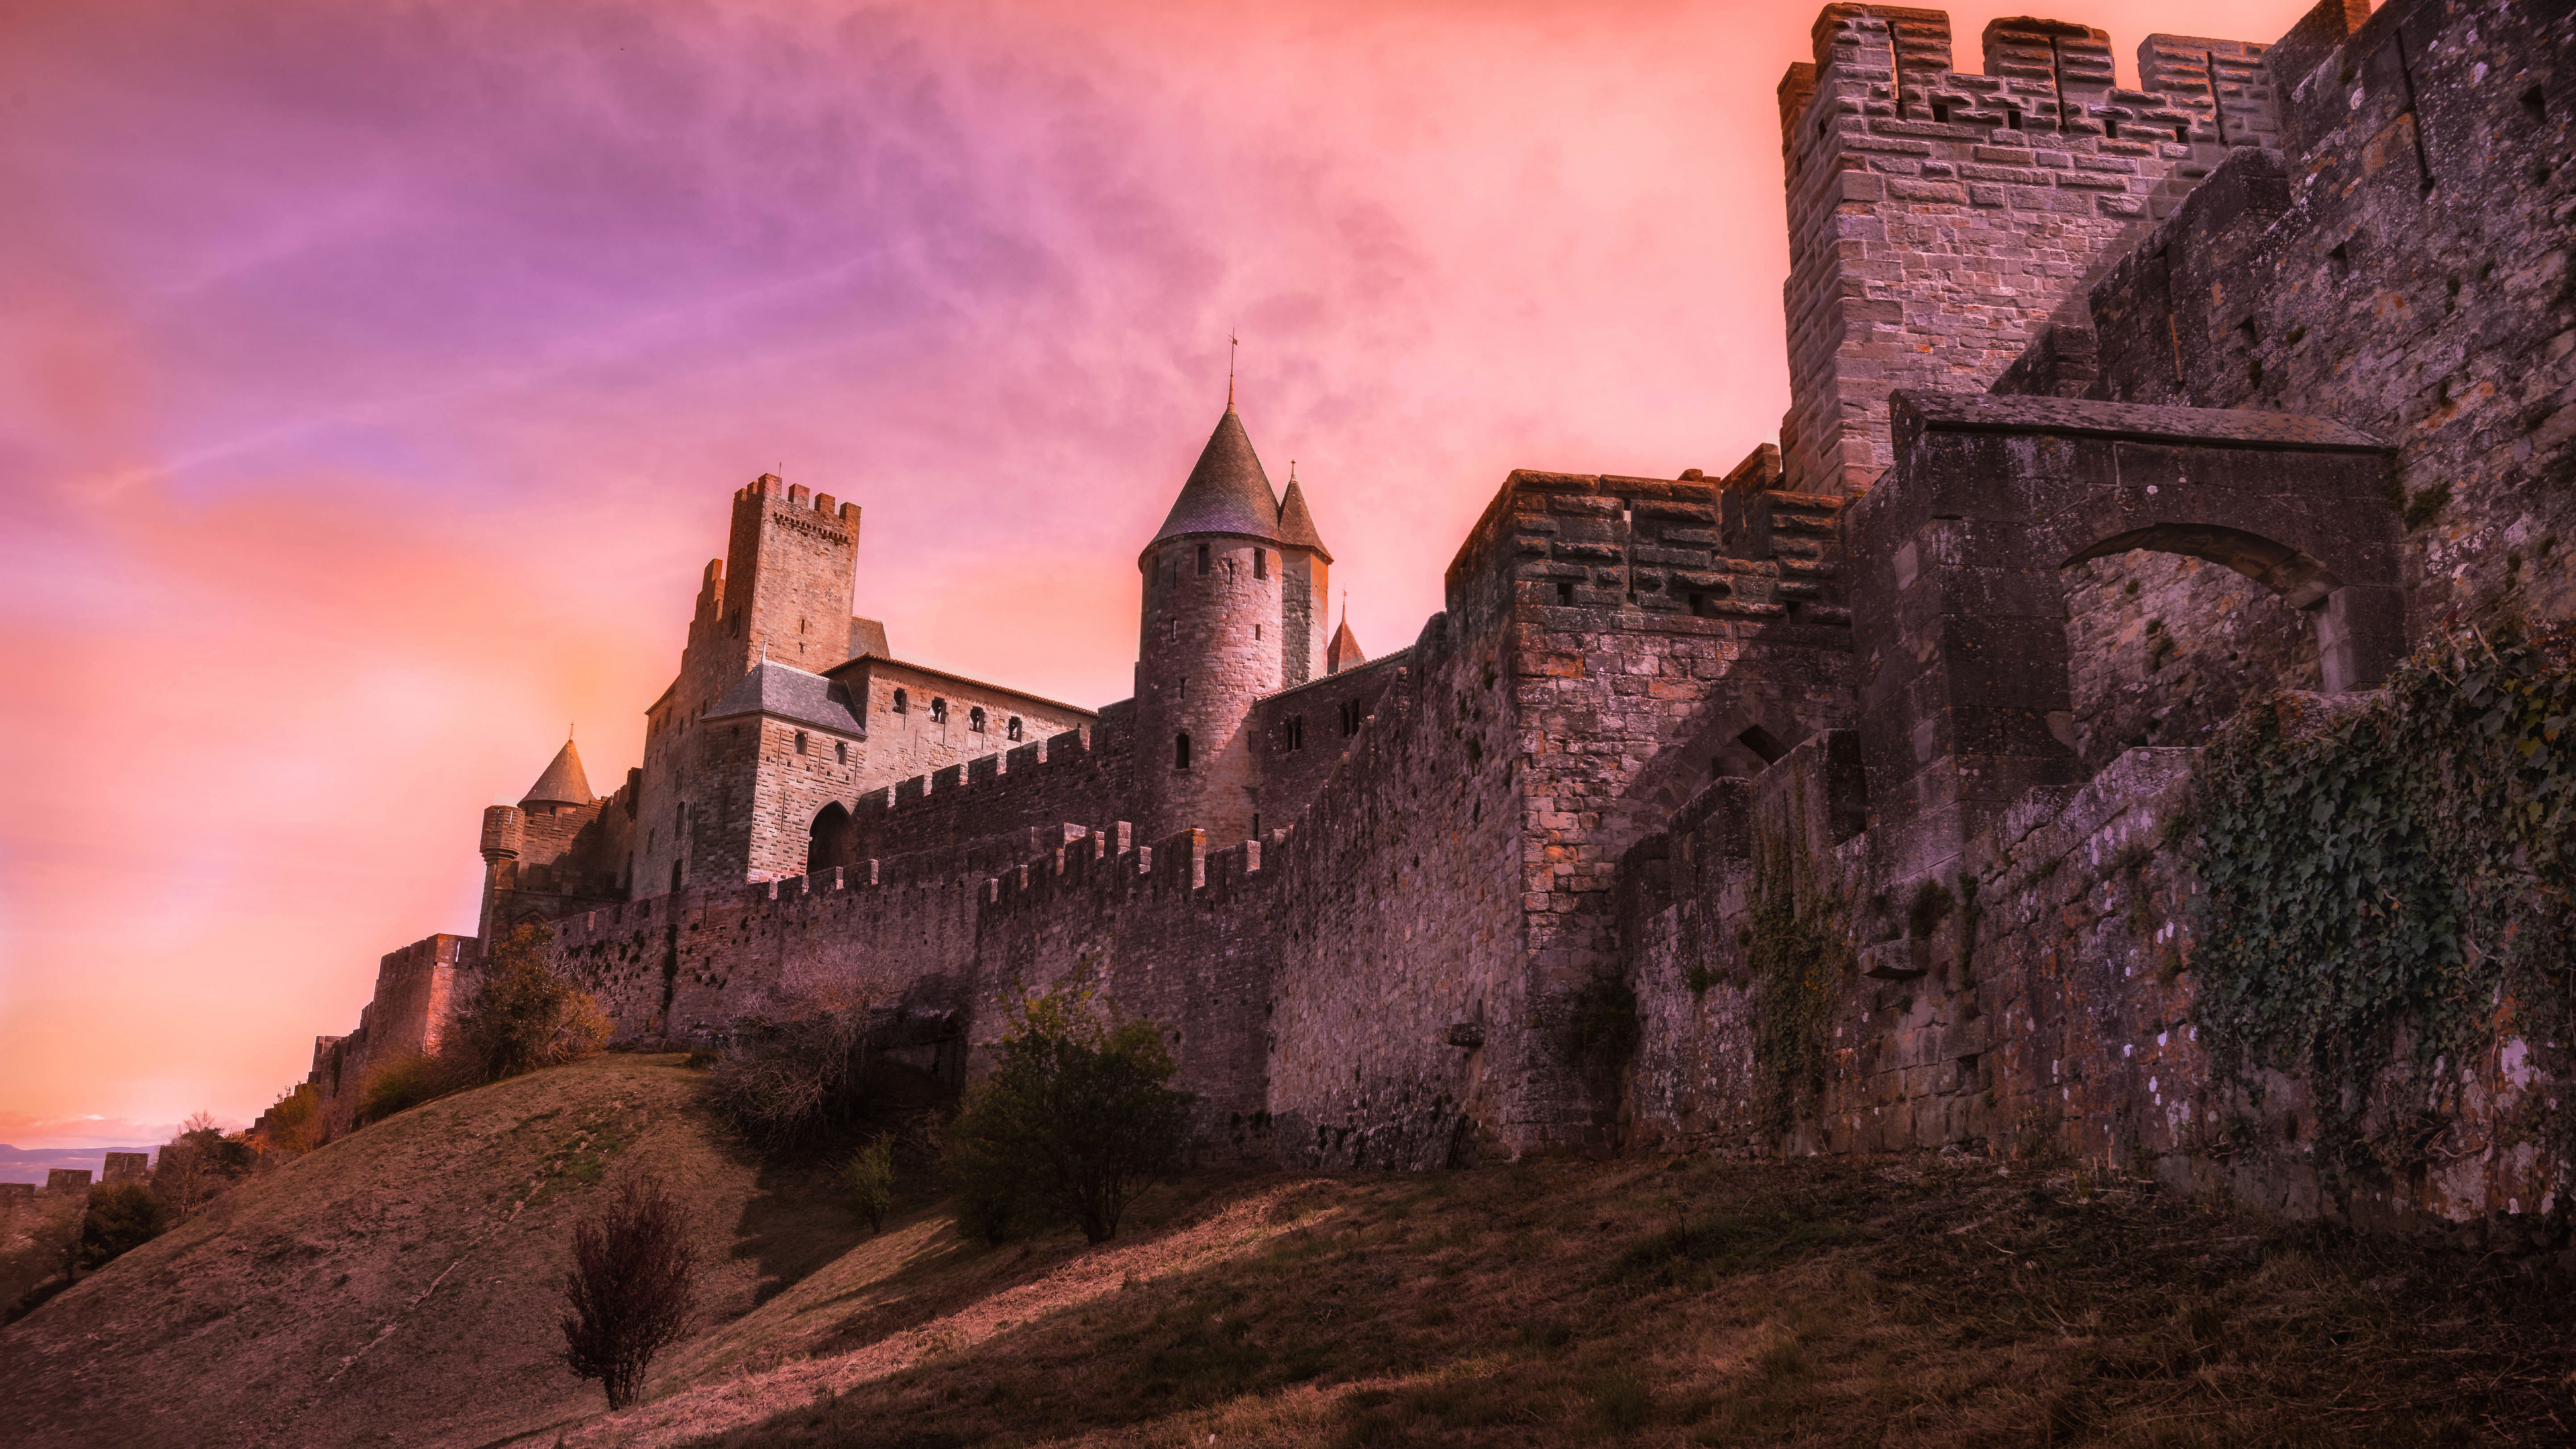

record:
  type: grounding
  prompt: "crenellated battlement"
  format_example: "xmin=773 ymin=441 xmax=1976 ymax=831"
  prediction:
xmin=733 ymin=471 xmax=861 ymax=529
xmin=1775 ymin=5 xmax=2276 ymax=497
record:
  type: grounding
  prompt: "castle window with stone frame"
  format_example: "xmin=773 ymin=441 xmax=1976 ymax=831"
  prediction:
xmin=969 ymin=706 xmax=986 ymax=733
xmin=1196 ymin=544 xmax=1209 ymax=576
xmin=836 ymin=740 xmax=847 ymax=765
xmin=1254 ymin=547 xmax=1267 ymax=580
xmin=1006 ymin=716 xmax=1022 ymax=741
xmin=892 ymin=688 xmax=908 ymax=714
xmin=1339 ymin=700 xmax=1362 ymax=737
xmin=1167 ymin=618 xmax=1178 ymax=643
xmin=930 ymin=697 xmax=948 ymax=724
xmin=1174 ymin=731 xmax=1192 ymax=771
xmin=1285 ymin=715 xmax=1305 ymax=751
xmin=795 ymin=731 xmax=808 ymax=755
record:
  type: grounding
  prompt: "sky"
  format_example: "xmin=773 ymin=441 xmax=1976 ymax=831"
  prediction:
xmin=0 ymin=0 xmax=2319 ymax=1149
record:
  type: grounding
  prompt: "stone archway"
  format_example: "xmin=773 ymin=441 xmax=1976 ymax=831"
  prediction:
xmin=1854 ymin=392 xmax=2402 ymax=886
xmin=807 ymin=801 xmax=854 ymax=875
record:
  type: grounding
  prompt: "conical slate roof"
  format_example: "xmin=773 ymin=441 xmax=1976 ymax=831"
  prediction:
xmin=520 ymin=737 xmax=593 ymax=809
xmin=1275 ymin=472 xmax=1332 ymax=563
xmin=1148 ymin=407 xmax=1280 ymax=551
xmin=1326 ymin=617 xmax=1366 ymax=676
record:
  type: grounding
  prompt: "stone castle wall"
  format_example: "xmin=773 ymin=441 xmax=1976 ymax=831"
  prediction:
xmin=281 ymin=0 xmax=2571 ymax=1238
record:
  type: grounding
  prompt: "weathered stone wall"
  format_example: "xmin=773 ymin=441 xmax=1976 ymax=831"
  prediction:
xmin=1242 ymin=651 xmax=1407 ymax=837
xmin=844 ymin=712 xmax=1136 ymax=863
xmin=1499 ymin=469 xmax=1860 ymax=1148
xmin=482 ymin=773 xmax=638 ymax=930
xmin=829 ymin=659 xmax=1095 ymax=795
xmin=2060 ymin=553 xmax=2320 ymax=773
xmin=2080 ymin=0 xmax=2576 ymax=645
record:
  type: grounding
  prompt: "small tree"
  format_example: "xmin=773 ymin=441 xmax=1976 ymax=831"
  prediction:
xmin=943 ymin=992 xmax=1195 ymax=1245
xmin=451 ymin=922 xmax=610 ymax=1084
xmin=78 ymin=1182 xmax=166 ymax=1271
xmin=152 ymin=1112 xmax=257 ymax=1225
xmin=841 ymin=1134 xmax=897 ymax=1234
xmin=260 ymin=1083 xmax=325 ymax=1155
xmin=560 ymin=1175 xmax=697 ymax=1411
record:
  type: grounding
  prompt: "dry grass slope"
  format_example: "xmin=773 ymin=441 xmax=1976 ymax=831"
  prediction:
xmin=0 ymin=1054 xmax=840 ymax=1449
xmin=626 ymin=1157 xmax=2574 ymax=1449
xmin=5 ymin=1056 xmax=2569 ymax=1449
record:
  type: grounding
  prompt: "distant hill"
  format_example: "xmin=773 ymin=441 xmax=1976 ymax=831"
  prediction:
xmin=0 ymin=1146 xmax=159 ymax=1185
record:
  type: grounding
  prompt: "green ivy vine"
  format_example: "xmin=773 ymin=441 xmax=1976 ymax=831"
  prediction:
xmin=2192 ymin=624 xmax=2576 ymax=1116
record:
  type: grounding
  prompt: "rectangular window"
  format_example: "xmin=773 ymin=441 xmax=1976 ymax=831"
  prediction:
xmin=1253 ymin=548 xmax=1267 ymax=579
xmin=1197 ymin=544 xmax=1210 ymax=576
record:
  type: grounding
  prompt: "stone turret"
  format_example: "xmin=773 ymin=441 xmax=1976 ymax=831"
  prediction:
xmin=519 ymin=735 xmax=592 ymax=814
xmin=1133 ymin=404 xmax=1285 ymax=843
xmin=1275 ymin=465 xmax=1332 ymax=687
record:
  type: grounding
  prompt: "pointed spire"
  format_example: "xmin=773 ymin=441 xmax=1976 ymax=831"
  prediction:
xmin=1326 ymin=600 xmax=1366 ymax=676
xmin=1275 ymin=459 xmax=1332 ymax=563
xmin=520 ymin=734 xmax=594 ymax=810
xmin=1146 ymin=405 xmax=1282 ymax=552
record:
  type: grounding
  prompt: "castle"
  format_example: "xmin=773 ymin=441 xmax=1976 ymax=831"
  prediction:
xmin=284 ymin=0 xmax=2576 ymax=1230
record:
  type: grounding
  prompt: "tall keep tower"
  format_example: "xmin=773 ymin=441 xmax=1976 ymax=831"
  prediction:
xmin=635 ymin=474 xmax=862 ymax=896
xmin=1134 ymin=405 xmax=1285 ymax=843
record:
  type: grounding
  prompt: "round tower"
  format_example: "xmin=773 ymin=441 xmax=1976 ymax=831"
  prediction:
xmin=1134 ymin=403 xmax=1285 ymax=844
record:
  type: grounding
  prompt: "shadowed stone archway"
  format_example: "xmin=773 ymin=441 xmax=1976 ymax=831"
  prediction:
xmin=1850 ymin=392 xmax=2401 ymax=889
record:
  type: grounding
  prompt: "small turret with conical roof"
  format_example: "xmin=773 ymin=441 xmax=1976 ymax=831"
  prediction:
xmin=1275 ymin=463 xmax=1332 ymax=687
xmin=519 ymin=733 xmax=594 ymax=814
xmin=1326 ymin=609 xmax=1366 ymax=675
xmin=1134 ymin=401 xmax=1288 ymax=843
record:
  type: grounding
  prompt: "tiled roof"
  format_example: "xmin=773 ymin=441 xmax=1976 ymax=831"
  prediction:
xmin=1149 ymin=407 xmax=1281 ymax=549
xmin=520 ymin=739 xmax=593 ymax=808
xmin=704 ymin=661 xmax=865 ymax=735
xmin=1276 ymin=473 xmax=1332 ymax=562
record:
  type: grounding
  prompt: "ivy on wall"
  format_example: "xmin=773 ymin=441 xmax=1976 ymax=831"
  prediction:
xmin=2192 ymin=625 xmax=2575 ymax=1114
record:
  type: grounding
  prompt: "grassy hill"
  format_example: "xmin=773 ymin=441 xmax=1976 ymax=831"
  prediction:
xmin=4 ymin=1055 xmax=2570 ymax=1448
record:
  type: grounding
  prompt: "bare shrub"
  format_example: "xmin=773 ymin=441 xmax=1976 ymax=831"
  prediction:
xmin=560 ymin=1175 xmax=698 ymax=1410
xmin=708 ymin=998 xmax=873 ymax=1152
xmin=449 ymin=922 xmax=610 ymax=1084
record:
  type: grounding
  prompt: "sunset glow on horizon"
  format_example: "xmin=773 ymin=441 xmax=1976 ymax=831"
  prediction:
xmin=0 ymin=0 xmax=2317 ymax=1148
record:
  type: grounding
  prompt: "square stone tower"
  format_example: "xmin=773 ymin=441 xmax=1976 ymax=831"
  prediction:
xmin=633 ymin=476 xmax=861 ymax=894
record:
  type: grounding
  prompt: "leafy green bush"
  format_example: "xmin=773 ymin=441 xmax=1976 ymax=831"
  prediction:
xmin=449 ymin=922 xmax=610 ymax=1084
xmin=357 ymin=1051 xmax=470 ymax=1126
xmin=842 ymin=1134 xmax=896 ymax=1234
xmin=260 ymin=1083 xmax=325 ymax=1154
xmin=943 ymin=992 xmax=1193 ymax=1245
xmin=78 ymin=1183 xmax=165 ymax=1271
